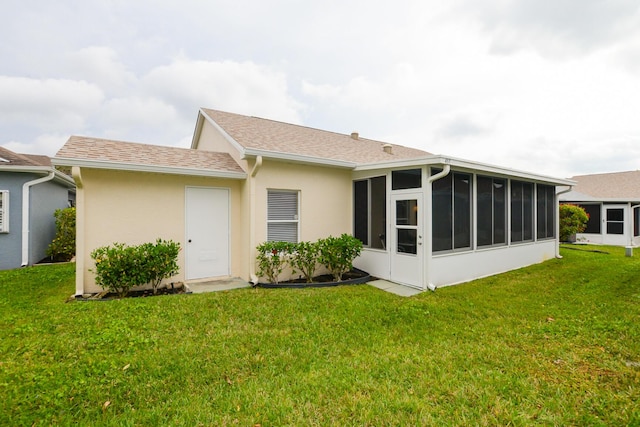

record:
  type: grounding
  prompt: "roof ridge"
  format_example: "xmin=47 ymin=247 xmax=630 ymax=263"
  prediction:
xmin=201 ymin=108 xmax=395 ymax=145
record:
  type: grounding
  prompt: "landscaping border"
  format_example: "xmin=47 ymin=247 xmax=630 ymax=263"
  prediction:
xmin=256 ymin=268 xmax=371 ymax=288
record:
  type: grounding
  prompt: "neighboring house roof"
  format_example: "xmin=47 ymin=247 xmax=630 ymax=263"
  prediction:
xmin=0 ymin=146 xmax=52 ymax=167
xmin=562 ymin=170 xmax=640 ymax=202
xmin=0 ymin=146 xmax=75 ymax=187
xmin=54 ymin=136 xmax=247 ymax=179
xmin=197 ymin=108 xmax=432 ymax=166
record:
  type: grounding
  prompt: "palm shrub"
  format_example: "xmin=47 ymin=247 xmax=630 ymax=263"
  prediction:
xmin=290 ymin=241 xmax=319 ymax=283
xmin=256 ymin=241 xmax=296 ymax=283
xmin=46 ymin=207 xmax=76 ymax=261
xmin=559 ymin=204 xmax=589 ymax=242
xmin=317 ymin=234 xmax=363 ymax=281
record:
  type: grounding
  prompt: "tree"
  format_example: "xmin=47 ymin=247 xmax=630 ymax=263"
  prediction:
xmin=559 ymin=204 xmax=589 ymax=242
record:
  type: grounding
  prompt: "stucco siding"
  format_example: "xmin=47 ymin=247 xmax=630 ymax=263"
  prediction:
xmin=197 ymin=120 xmax=248 ymax=171
xmin=77 ymin=168 xmax=244 ymax=294
xmin=252 ymin=160 xmax=352 ymax=244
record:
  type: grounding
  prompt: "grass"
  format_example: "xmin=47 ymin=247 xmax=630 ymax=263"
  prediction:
xmin=1 ymin=245 xmax=639 ymax=426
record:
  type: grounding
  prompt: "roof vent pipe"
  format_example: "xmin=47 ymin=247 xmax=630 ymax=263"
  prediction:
xmin=350 ymin=132 xmax=359 ymax=140
xmin=382 ymin=144 xmax=393 ymax=154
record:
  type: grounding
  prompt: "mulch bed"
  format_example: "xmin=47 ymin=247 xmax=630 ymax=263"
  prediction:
xmin=256 ymin=268 xmax=371 ymax=288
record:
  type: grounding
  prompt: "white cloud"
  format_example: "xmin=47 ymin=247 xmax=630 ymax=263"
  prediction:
xmin=0 ymin=76 xmax=104 ymax=130
xmin=65 ymin=46 xmax=137 ymax=94
xmin=142 ymin=58 xmax=304 ymax=124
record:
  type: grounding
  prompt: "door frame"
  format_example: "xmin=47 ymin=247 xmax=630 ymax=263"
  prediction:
xmin=185 ymin=186 xmax=230 ymax=281
xmin=389 ymin=192 xmax=424 ymax=288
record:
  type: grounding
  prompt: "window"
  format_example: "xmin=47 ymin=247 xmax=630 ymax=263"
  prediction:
xmin=267 ymin=190 xmax=299 ymax=242
xmin=432 ymin=169 xmax=471 ymax=252
xmin=536 ymin=184 xmax=556 ymax=239
xmin=477 ymin=176 xmax=506 ymax=247
xmin=353 ymin=176 xmax=386 ymax=249
xmin=511 ymin=181 xmax=533 ymax=243
xmin=392 ymin=169 xmax=421 ymax=190
xmin=635 ymin=207 xmax=640 ymax=237
xmin=0 ymin=191 xmax=8 ymax=233
xmin=580 ymin=204 xmax=601 ymax=234
xmin=606 ymin=208 xmax=624 ymax=235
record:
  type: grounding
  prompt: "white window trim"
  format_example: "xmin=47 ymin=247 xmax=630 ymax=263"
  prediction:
xmin=267 ymin=189 xmax=300 ymax=243
xmin=0 ymin=190 xmax=9 ymax=233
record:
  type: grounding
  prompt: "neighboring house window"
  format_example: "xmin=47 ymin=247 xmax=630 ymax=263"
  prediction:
xmin=354 ymin=176 xmax=387 ymax=249
xmin=536 ymin=184 xmax=556 ymax=239
xmin=580 ymin=204 xmax=601 ymax=234
xmin=267 ymin=190 xmax=299 ymax=242
xmin=392 ymin=169 xmax=421 ymax=190
xmin=511 ymin=181 xmax=534 ymax=243
xmin=606 ymin=208 xmax=624 ymax=235
xmin=477 ymin=176 xmax=507 ymax=247
xmin=0 ymin=190 xmax=8 ymax=233
xmin=432 ymin=169 xmax=472 ymax=252
xmin=635 ymin=207 xmax=640 ymax=237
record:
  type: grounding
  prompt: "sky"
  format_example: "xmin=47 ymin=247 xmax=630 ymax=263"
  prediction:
xmin=1 ymin=0 xmax=639 ymax=179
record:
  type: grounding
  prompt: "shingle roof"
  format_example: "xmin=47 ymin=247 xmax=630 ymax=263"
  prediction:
xmin=565 ymin=170 xmax=640 ymax=200
xmin=56 ymin=136 xmax=245 ymax=174
xmin=201 ymin=108 xmax=431 ymax=164
xmin=0 ymin=146 xmax=51 ymax=167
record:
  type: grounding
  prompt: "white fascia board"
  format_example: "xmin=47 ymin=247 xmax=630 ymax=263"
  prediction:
xmin=195 ymin=109 xmax=246 ymax=154
xmin=356 ymin=154 xmax=576 ymax=186
xmin=243 ymin=148 xmax=357 ymax=169
xmin=51 ymin=157 xmax=247 ymax=180
xmin=0 ymin=165 xmax=75 ymax=187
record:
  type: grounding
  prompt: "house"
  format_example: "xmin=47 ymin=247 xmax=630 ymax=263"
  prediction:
xmin=0 ymin=147 xmax=76 ymax=270
xmin=54 ymin=108 xmax=574 ymax=296
xmin=559 ymin=170 xmax=640 ymax=247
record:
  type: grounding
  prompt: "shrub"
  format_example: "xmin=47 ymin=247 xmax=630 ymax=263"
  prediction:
xmin=256 ymin=241 xmax=296 ymax=284
xmin=317 ymin=234 xmax=363 ymax=282
xmin=290 ymin=241 xmax=320 ymax=283
xmin=46 ymin=207 xmax=76 ymax=262
xmin=139 ymin=239 xmax=181 ymax=294
xmin=559 ymin=204 xmax=589 ymax=242
xmin=90 ymin=239 xmax=181 ymax=297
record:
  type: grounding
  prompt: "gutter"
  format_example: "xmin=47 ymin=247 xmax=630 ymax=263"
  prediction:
xmin=424 ymin=164 xmax=451 ymax=291
xmin=22 ymin=171 xmax=56 ymax=266
xmin=555 ymin=185 xmax=574 ymax=259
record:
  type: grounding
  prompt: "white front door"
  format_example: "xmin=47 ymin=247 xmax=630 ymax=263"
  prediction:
xmin=185 ymin=187 xmax=230 ymax=280
xmin=390 ymin=193 xmax=423 ymax=288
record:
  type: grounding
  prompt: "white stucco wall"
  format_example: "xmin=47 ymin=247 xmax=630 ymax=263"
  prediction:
xmin=430 ymin=240 xmax=557 ymax=288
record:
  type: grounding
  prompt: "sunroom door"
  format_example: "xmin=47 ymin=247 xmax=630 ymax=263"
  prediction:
xmin=390 ymin=193 xmax=423 ymax=288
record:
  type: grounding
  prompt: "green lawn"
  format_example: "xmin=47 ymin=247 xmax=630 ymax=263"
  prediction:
xmin=1 ymin=245 xmax=639 ymax=426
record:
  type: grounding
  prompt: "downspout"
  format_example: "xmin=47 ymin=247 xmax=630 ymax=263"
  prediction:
xmin=555 ymin=185 xmax=573 ymax=259
xmin=424 ymin=163 xmax=451 ymax=291
xmin=72 ymin=167 xmax=84 ymax=297
xmin=22 ymin=171 xmax=56 ymax=266
xmin=249 ymin=156 xmax=263 ymax=284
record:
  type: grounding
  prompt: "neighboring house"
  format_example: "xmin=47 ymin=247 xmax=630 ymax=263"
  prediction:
xmin=560 ymin=170 xmax=640 ymax=247
xmin=54 ymin=108 xmax=574 ymax=296
xmin=0 ymin=147 xmax=76 ymax=270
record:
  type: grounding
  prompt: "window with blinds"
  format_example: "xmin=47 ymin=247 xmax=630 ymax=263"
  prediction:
xmin=0 ymin=191 xmax=8 ymax=233
xmin=267 ymin=190 xmax=299 ymax=242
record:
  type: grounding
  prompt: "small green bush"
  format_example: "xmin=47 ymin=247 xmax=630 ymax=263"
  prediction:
xmin=317 ymin=234 xmax=363 ymax=282
xmin=256 ymin=241 xmax=296 ymax=284
xmin=90 ymin=239 xmax=181 ymax=297
xmin=46 ymin=207 xmax=76 ymax=261
xmin=559 ymin=204 xmax=589 ymax=242
xmin=139 ymin=239 xmax=181 ymax=294
xmin=290 ymin=241 xmax=320 ymax=283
